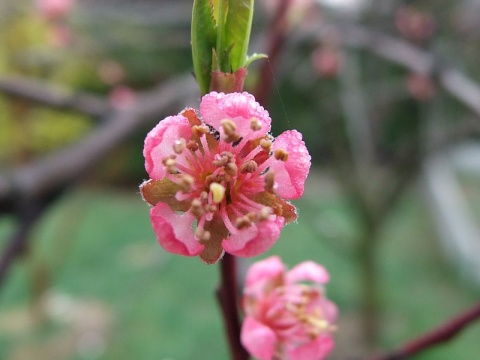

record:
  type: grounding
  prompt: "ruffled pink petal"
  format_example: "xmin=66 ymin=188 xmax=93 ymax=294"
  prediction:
xmin=222 ymin=216 xmax=284 ymax=257
xmin=270 ymin=130 xmax=311 ymax=200
xmin=317 ymin=298 xmax=338 ymax=324
xmin=200 ymin=92 xmax=271 ymax=138
xmin=286 ymin=335 xmax=334 ymax=360
xmin=241 ymin=316 xmax=277 ymax=360
xmin=244 ymin=256 xmax=286 ymax=289
xmin=286 ymin=261 xmax=330 ymax=285
xmin=150 ymin=203 xmax=204 ymax=256
xmin=143 ymin=114 xmax=192 ymax=179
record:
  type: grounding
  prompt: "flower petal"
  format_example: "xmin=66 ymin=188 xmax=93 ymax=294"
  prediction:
xmin=286 ymin=261 xmax=330 ymax=285
xmin=143 ymin=114 xmax=193 ymax=179
xmin=150 ymin=203 xmax=204 ymax=256
xmin=222 ymin=215 xmax=284 ymax=257
xmin=270 ymin=130 xmax=311 ymax=200
xmin=286 ymin=335 xmax=334 ymax=360
xmin=244 ymin=256 xmax=286 ymax=289
xmin=200 ymin=92 xmax=271 ymax=138
xmin=241 ymin=317 xmax=277 ymax=360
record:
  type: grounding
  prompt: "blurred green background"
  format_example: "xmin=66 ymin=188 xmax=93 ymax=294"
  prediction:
xmin=1 ymin=0 xmax=480 ymax=359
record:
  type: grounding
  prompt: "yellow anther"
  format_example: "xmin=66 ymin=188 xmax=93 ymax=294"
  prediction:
xmin=250 ymin=117 xmax=262 ymax=131
xmin=173 ymin=138 xmax=187 ymax=154
xmin=274 ymin=149 xmax=289 ymax=162
xmin=210 ymin=182 xmax=226 ymax=204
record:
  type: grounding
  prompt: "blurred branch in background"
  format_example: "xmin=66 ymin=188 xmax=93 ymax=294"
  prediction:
xmin=0 ymin=73 xmax=197 ymax=289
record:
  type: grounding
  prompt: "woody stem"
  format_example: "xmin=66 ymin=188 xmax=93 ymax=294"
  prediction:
xmin=217 ymin=253 xmax=250 ymax=360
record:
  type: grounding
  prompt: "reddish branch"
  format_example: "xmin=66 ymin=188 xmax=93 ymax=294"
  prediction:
xmin=254 ymin=0 xmax=292 ymax=105
xmin=372 ymin=302 xmax=480 ymax=360
xmin=217 ymin=254 xmax=249 ymax=360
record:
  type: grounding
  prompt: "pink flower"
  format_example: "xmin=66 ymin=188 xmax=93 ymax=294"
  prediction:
xmin=241 ymin=256 xmax=337 ymax=360
xmin=140 ymin=92 xmax=311 ymax=264
xmin=37 ymin=0 xmax=75 ymax=21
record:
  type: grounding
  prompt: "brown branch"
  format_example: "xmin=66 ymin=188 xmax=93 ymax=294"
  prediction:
xmin=372 ymin=302 xmax=480 ymax=360
xmin=325 ymin=23 xmax=480 ymax=119
xmin=0 ymin=74 xmax=197 ymax=214
xmin=217 ymin=254 xmax=249 ymax=360
xmin=0 ymin=200 xmax=48 ymax=288
xmin=253 ymin=0 xmax=292 ymax=105
xmin=0 ymin=76 xmax=109 ymax=118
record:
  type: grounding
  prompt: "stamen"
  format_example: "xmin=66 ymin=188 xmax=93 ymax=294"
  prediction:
xmin=259 ymin=207 xmax=272 ymax=220
xmin=265 ymin=171 xmax=275 ymax=193
xmin=213 ymin=151 xmax=234 ymax=167
xmin=163 ymin=157 xmax=178 ymax=174
xmin=274 ymin=149 xmax=289 ymax=162
xmin=178 ymin=175 xmax=194 ymax=192
xmin=173 ymin=138 xmax=187 ymax=154
xmin=187 ymin=140 xmax=199 ymax=152
xmin=190 ymin=198 xmax=204 ymax=218
xmin=210 ymin=182 xmax=226 ymax=204
xmin=240 ymin=160 xmax=258 ymax=174
xmin=260 ymin=139 xmax=272 ymax=153
xmin=192 ymin=125 xmax=209 ymax=137
xmin=221 ymin=119 xmax=241 ymax=143
xmin=250 ymin=117 xmax=262 ymax=131
xmin=195 ymin=227 xmax=211 ymax=242
xmin=236 ymin=215 xmax=252 ymax=229
xmin=225 ymin=162 xmax=238 ymax=176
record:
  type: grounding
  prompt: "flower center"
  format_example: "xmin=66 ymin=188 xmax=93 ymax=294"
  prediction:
xmin=162 ymin=116 xmax=289 ymax=243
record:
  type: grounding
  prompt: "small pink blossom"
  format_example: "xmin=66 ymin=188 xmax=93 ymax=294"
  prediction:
xmin=140 ymin=92 xmax=311 ymax=264
xmin=241 ymin=256 xmax=337 ymax=360
xmin=37 ymin=0 xmax=75 ymax=21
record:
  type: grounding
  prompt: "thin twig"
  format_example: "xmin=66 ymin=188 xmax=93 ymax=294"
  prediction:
xmin=372 ymin=302 xmax=480 ymax=360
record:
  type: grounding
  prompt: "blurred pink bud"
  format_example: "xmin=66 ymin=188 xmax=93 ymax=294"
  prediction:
xmin=395 ymin=6 xmax=436 ymax=42
xmin=108 ymin=86 xmax=136 ymax=110
xmin=98 ymin=61 xmax=126 ymax=86
xmin=140 ymin=92 xmax=311 ymax=264
xmin=37 ymin=0 xmax=75 ymax=20
xmin=312 ymin=47 xmax=342 ymax=77
xmin=241 ymin=256 xmax=337 ymax=360
xmin=47 ymin=24 xmax=72 ymax=47
xmin=406 ymin=73 xmax=436 ymax=101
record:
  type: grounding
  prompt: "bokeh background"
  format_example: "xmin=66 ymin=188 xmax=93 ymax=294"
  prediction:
xmin=1 ymin=0 xmax=480 ymax=359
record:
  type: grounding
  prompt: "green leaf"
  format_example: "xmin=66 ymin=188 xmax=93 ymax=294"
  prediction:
xmin=192 ymin=0 xmax=217 ymax=95
xmin=224 ymin=0 xmax=254 ymax=71
xmin=245 ymin=52 xmax=268 ymax=67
